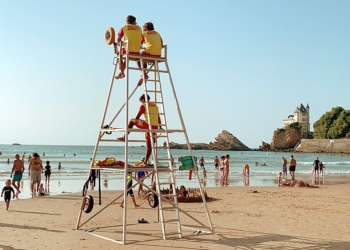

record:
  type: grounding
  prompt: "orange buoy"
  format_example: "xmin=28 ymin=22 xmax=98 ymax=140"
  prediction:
xmin=105 ymin=27 xmax=115 ymax=45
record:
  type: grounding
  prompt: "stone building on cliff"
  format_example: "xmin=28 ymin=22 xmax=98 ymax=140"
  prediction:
xmin=283 ymin=103 xmax=310 ymax=138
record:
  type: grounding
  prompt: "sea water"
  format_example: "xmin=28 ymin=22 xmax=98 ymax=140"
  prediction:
xmin=0 ymin=144 xmax=349 ymax=198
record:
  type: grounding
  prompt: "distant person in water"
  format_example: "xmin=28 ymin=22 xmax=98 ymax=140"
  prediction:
xmin=7 ymin=159 xmax=10 ymax=164
xmin=58 ymin=162 xmax=61 ymax=170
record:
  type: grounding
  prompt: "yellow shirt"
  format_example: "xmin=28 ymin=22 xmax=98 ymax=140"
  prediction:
xmin=118 ymin=24 xmax=142 ymax=53
xmin=141 ymin=31 xmax=162 ymax=56
xmin=142 ymin=102 xmax=159 ymax=125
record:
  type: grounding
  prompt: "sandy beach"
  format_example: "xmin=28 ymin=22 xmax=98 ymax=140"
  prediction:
xmin=1 ymin=183 xmax=350 ymax=250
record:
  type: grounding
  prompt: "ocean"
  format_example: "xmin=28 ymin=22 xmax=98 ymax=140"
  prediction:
xmin=0 ymin=144 xmax=349 ymax=199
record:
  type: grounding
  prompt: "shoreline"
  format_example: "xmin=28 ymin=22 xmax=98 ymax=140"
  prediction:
xmin=0 ymin=172 xmax=348 ymax=201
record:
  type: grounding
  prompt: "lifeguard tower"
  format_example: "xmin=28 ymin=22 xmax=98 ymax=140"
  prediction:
xmin=75 ymin=26 xmax=213 ymax=245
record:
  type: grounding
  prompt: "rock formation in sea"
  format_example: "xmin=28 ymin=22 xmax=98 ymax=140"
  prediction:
xmin=270 ymin=127 xmax=301 ymax=151
xmin=166 ymin=130 xmax=251 ymax=151
xmin=258 ymin=141 xmax=271 ymax=151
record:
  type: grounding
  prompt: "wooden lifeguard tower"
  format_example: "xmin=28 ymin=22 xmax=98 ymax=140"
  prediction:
xmin=75 ymin=26 xmax=213 ymax=245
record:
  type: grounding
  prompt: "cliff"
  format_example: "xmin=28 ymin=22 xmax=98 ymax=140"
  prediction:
xmin=270 ymin=127 xmax=301 ymax=151
xmin=167 ymin=130 xmax=251 ymax=151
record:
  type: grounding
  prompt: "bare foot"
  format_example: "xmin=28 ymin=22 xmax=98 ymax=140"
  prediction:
xmin=116 ymin=137 xmax=125 ymax=142
xmin=115 ymin=72 xmax=125 ymax=79
xmin=120 ymin=204 xmax=124 ymax=208
xmin=135 ymin=204 xmax=140 ymax=208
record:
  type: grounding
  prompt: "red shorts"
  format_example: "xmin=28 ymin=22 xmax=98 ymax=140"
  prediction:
xmin=122 ymin=48 xmax=140 ymax=55
xmin=134 ymin=119 xmax=158 ymax=141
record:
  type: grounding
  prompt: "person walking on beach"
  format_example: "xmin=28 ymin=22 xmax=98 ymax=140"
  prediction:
xmin=214 ymin=156 xmax=219 ymax=170
xmin=117 ymin=94 xmax=162 ymax=166
xmin=289 ymin=155 xmax=297 ymax=180
xmin=120 ymin=172 xmax=140 ymax=208
xmin=313 ymin=157 xmax=320 ymax=176
xmin=199 ymin=157 xmax=205 ymax=170
xmin=1 ymin=179 xmax=15 ymax=210
xmin=28 ymin=153 xmax=43 ymax=196
xmin=281 ymin=157 xmax=288 ymax=180
xmin=10 ymin=154 xmax=25 ymax=196
xmin=45 ymin=161 xmax=52 ymax=186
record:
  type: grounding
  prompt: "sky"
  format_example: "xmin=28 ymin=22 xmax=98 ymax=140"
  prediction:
xmin=1 ymin=1 xmax=349 ymax=148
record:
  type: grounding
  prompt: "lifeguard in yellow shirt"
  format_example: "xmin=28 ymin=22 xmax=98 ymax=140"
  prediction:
xmin=117 ymin=94 xmax=162 ymax=166
xmin=115 ymin=15 xmax=142 ymax=80
xmin=137 ymin=22 xmax=163 ymax=86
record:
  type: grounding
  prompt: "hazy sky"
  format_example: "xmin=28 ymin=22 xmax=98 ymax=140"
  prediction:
xmin=1 ymin=1 xmax=349 ymax=148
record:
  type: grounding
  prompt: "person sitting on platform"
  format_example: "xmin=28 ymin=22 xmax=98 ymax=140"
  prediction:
xmin=115 ymin=15 xmax=142 ymax=80
xmin=117 ymin=94 xmax=162 ymax=166
xmin=137 ymin=22 xmax=163 ymax=86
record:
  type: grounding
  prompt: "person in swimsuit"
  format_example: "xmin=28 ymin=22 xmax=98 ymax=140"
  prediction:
xmin=199 ymin=157 xmax=205 ymax=170
xmin=223 ymin=155 xmax=230 ymax=185
xmin=10 ymin=154 xmax=25 ymax=196
xmin=120 ymin=172 xmax=140 ymax=208
xmin=45 ymin=161 xmax=52 ymax=185
xmin=281 ymin=157 xmax=288 ymax=180
xmin=289 ymin=155 xmax=297 ymax=179
xmin=243 ymin=164 xmax=250 ymax=176
xmin=135 ymin=170 xmax=148 ymax=196
xmin=28 ymin=153 xmax=43 ymax=196
xmin=1 ymin=179 xmax=15 ymax=210
xmin=214 ymin=156 xmax=219 ymax=170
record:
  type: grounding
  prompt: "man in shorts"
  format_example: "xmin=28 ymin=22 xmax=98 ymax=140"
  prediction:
xmin=120 ymin=172 xmax=140 ymax=208
xmin=117 ymin=94 xmax=162 ymax=166
xmin=199 ymin=157 xmax=205 ymax=170
xmin=115 ymin=15 xmax=142 ymax=80
xmin=289 ymin=155 xmax=297 ymax=179
xmin=10 ymin=154 xmax=25 ymax=196
xmin=137 ymin=22 xmax=163 ymax=86
xmin=281 ymin=157 xmax=288 ymax=180
xmin=28 ymin=153 xmax=43 ymax=196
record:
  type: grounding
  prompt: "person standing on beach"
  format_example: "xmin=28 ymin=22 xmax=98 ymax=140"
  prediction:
xmin=10 ymin=154 xmax=25 ymax=196
xmin=199 ymin=157 xmax=205 ymax=170
xmin=120 ymin=172 xmax=140 ymax=208
xmin=45 ymin=161 xmax=52 ymax=186
xmin=223 ymin=155 xmax=230 ymax=185
xmin=289 ymin=155 xmax=296 ymax=180
xmin=117 ymin=94 xmax=162 ymax=166
xmin=281 ymin=157 xmax=288 ymax=180
xmin=319 ymin=162 xmax=325 ymax=176
xmin=1 ymin=179 xmax=15 ymax=210
xmin=28 ymin=153 xmax=43 ymax=196
xmin=313 ymin=157 xmax=320 ymax=176
xmin=214 ymin=156 xmax=219 ymax=170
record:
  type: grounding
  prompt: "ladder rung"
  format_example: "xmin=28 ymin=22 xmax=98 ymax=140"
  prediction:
xmin=128 ymin=67 xmax=169 ymax=73
xmin=161 ymin=193 xmax=176 ymax=198
xmin=164 ymin=232 xmax=181 ymax=236
xmin=159 ymin=182 xmax=174 ymax=185
xmin=153 ymin=147 xmax=170 ymax=150
xmin=146 ymin=90 xmax=161 ymax=93
xmin=157 ymin=158 xmax=171 ymax=161
xmin=100 ymin=139 xmax=147 ymax=142
xmin=161 ymin=206 xmax=176 ymax=211
xmin=145 ymin=79 xmax=160 ymax=82
xmin=101 ymin=128 xmax=185 ymax=133
xmin=164 ymin=219 xmax=180 ymax=223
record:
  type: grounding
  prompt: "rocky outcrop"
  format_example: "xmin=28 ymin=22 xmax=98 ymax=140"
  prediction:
xmin=167 ymin=130 xmax=251 ymax=151
xmin=270 ymin=127 xmax=301 ymax=151
xmin=208 ymin=130 xmax=251 ymax=151
xmin=258 ymin=141 xmax=271 ymax=151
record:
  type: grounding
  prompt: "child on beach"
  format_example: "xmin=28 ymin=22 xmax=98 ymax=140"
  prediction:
xmin=120 ymin=172 xmax=140 ymax=208
xmin=38 ymin=183 xmax=45 ymax=196
xmin=243 ymin=164 xmax=250 ymax=176
xmin=1 ymin=179 xmax=15 ymax=210
xmin=277 ymin=172 xmax=283 ymax=187
xmin=203 ymin=168 xmax=207 ymax=180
